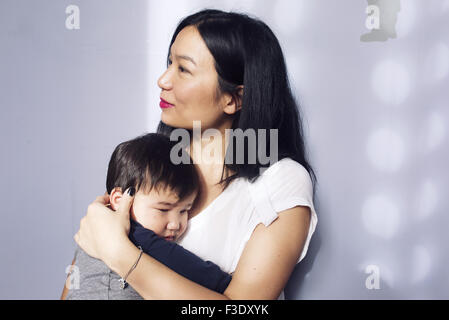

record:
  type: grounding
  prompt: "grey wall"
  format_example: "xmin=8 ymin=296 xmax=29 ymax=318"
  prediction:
xmin=1 ymin=0 xmax=448 ymax=299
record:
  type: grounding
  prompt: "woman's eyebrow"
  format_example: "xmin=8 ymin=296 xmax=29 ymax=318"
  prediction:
xmin=175 ymin=54 xmax=197 ymax=66
xmin=169 ymin=48 xmax=197 ymax=66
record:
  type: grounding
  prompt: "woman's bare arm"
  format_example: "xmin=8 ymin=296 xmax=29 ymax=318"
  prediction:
xmin=225 ymin=206 xmax=311 ymax=299
xmin=107 ymin=205 xmax=311 ymax=300
xmin=109 ymin=239 xmax=228 ymax=300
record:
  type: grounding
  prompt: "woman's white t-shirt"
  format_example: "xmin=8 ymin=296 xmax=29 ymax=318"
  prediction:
xmin=177 ymin=158 xmax=318 ymax=298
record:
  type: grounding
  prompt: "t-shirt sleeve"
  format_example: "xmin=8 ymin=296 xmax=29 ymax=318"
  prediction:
xmin=247 ymin=158 xmax=318 ymax=263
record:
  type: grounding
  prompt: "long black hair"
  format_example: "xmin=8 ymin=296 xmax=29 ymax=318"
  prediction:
xmin=157 ymin=9 xmax=316 ymax=191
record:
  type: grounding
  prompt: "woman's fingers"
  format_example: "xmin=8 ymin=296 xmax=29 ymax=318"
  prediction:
xmin=73 ymin=231 xmax=80 ymax=244
xmin=75 ymin=192 xmax=127 ymax=261
xmin=117 ymin=187 xmax=135 ymax=219
xmin=94 ymin=194 xmax=110 ymax=205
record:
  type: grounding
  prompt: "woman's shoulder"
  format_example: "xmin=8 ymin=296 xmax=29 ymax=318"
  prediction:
xmin=243 ymin=157 xmax=318 ymax=266
xmin=247 ymin=157 xmax=314 ymax=216
xmin=259 ymin=158 xmax=312 ymax=188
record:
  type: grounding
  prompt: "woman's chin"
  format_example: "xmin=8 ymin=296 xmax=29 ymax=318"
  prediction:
xmin=160 ymin=115 xmax=190 ymax=130
xmin=160 ymin=113 xmax=175 ymax=127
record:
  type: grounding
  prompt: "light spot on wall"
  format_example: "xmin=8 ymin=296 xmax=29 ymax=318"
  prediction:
xmin=366 ymin=128 xmax=405 ymax=172
xmin=362 ymin=195 xmax=401 ymax=239
xmin=372 ymin=60 xmax=411 ymax=106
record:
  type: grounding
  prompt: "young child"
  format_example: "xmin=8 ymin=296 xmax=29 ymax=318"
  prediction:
xmin=64 ymin=133 xmax=231 ymax=299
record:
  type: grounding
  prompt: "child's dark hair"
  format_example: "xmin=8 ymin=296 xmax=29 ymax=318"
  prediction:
xmin=106 ymin=133 xmax=199 ymax=200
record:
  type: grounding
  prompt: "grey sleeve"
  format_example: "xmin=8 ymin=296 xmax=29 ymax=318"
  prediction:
xmin=65 ymin=245 xmax=143 ymax=300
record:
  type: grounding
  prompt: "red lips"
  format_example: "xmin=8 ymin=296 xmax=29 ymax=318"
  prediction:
xmin=160 ymin=98 xmax=174 ymax=109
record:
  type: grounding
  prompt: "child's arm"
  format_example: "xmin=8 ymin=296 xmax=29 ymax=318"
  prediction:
xmin=60 ymin=257 xmax=76 ymax=300
xmin=129 ymin=220 xmax=231 ymax=293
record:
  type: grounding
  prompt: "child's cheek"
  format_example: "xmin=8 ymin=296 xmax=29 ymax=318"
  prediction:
xmin=180 ymin=218 xmax=188 ymax=235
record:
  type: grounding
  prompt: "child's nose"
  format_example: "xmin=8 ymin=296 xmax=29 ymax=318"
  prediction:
xmin=167 ymin=219 xmax=180 ymax=230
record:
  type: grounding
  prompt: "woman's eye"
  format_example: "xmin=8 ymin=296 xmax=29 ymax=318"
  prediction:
xmin=180 ymin=209 xmax=188 ymax=214
xmin=167 ymin=59 xmax=188 ymax=73
xmin=157 ymin=209 xmax=169 ymax=212
xmin=178 ymin=66 xmax=188 ymax=73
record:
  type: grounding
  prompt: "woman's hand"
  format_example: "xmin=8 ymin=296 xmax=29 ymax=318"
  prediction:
xmin=74 ymin=188 xmax=135 ymax=264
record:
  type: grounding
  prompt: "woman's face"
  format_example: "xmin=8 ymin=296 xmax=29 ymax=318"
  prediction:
xmin=157 ymin=26 xmax=235 ymax=131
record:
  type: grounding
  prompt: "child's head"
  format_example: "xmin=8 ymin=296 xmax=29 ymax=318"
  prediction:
xmin=106 ymin=133 xmax=199 ymax=241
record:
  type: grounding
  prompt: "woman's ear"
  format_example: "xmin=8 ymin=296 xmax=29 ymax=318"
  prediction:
xmin=223 ymin=85 xmax=244 ymax=115
xmin=109 ymin=187 xmax=123 ymax=211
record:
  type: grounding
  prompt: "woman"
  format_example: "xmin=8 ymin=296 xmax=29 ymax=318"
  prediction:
xmin=74 ymin=9 xmax=318 ymax=299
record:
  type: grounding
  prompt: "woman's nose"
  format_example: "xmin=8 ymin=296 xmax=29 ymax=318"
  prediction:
xmin=157 ymin=68 xmax=173 ymax=90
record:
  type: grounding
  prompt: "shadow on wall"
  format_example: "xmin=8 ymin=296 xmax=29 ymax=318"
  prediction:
xmin=284 ymin=194 xmax=323 ymax=300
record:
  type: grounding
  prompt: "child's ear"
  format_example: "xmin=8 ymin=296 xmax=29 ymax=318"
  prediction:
xmin=109 ymin=187 xmax=123 ymax=211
